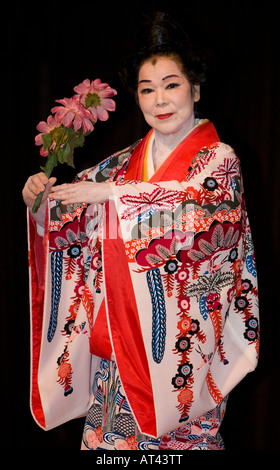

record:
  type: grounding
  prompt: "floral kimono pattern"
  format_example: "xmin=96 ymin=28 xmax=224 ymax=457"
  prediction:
xmin=81 ymin=358 xmax=226 ymax=450
xmin=28 ymin=120 xmax=259 ymax=447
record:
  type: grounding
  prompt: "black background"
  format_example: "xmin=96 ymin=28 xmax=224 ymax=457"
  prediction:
xmin=1 ymin=1 xmax=279 ymax=450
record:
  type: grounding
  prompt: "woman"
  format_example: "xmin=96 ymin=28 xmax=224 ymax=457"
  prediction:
xmin=23 ymin=12 xmax=259 ymax=450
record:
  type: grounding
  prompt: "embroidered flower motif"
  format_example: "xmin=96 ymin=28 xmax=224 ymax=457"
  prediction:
xmin=120 ymin=187 xmax=185 ymax=221
xmin=68 ymin=302 xmax=80 ymax=318
xmin=87 ymin=431 xmax=100 ymax=449
xmin=211 ymin=157 xmax=240 ymax=190
xmin=188 ymin=319 xmax=200 ymax=336
xmin=175 ymin=266 xmax=189 ymax=283
xmin=228 ymin=247 xmax=238 ymax=263
xmin=92 ymin=252 xmax=102 ymax=271
xmin=177 ymin=316 xmax=192 ymax=334
xmin=203 ymin=177 xmax=219 ymax=191
xmin=172 ymin=374 xmax=187 ymax=388
xmin=234 ymin=296 xmax=249 ymax=311
xmin=67 ymin=244 xmax=82 ymax=258
xmin=178 ymin=296 xmax=190 ymax=311
xmin=164 ymin=259 xmax=179 ymax=274
xmin=241 ymin=278 xmax=253 ymax=293
xmin=175 ymin=336 xmax=190 ymax=353
xmin=126 ymin=435 xmax=138 ymax=450
xmin=117 ymin=440 xmax=130 ymax=450
xmin=246 ymin=317 xmax=259 ymax=329
xmin=177 ymin=387 xmax=193 ymax=405
xmin=63 ymin=319 xmax=75 ymax=335
xmin=244 ymin=328 xmax=258 ymax=342
xmin=178 ymin=362 xmax=193 ymax=377
xmin=94 ymin=426 xmax=103 ymax=443
xmin=244 ymin=317 xmax=259 ymax=342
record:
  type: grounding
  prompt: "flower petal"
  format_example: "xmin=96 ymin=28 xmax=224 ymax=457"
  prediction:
xmin=63 ymin=110 xmax=75 ymax=128
xmin=36 ymin=120 xmax=49 ymax=133
xmin=35 ymin=133 xmax=43 ymax=145
xmin=102 ymin=98 xmax=116 ymax=111
xmin=96 ymin=106 xmax=109 ymax=121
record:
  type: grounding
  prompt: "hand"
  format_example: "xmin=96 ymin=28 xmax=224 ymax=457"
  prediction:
xmin=22 ymin=172 xmax=57 ymax=227
xmin=49 ymin=181 xmax=112 ymax=205
xmin=22 ymin=172 xmax=57 ymax=210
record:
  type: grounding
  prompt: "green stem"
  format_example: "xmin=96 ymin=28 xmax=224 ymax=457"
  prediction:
xmin=32 ymin=127 xmax=67 ymax=213
xmin=31 ymin=152 xmax=58 ymax=213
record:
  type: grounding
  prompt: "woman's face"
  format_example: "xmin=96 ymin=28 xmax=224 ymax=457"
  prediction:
xmin=137 ymin=56 xmax=200 ymax=138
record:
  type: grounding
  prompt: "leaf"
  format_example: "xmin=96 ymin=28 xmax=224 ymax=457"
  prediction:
xmin=199 ymin=295 xmax=209 ymax=320
xmin=170 ymin=235 xmax=184 ymax=255
xmin=65 ymin=127 xmax=85 ymax=148
xmin=42 ymin=133 xmax=53 ymax=150
xmin=198 ymin=239 xmax=215 ymax=255
xmin=155 ymin=244 xmax=171 ymax=259
xmin=57 ymin=144 xmax=75 ymax=167
xmin=223 ymin=226 xmax=234 ymax=248
xmin=147 ymin=268 xmax=166 ymax=364
xmin=246 ymin=253 xmax=257 ymax=278
xmin=146 ymin=253 xmax=163 ymax=266
xmin=82 ymin=284 xmax=94 ymax=332
xmin=55 ymin=236 xmax=68 ymax=248
xmin=229 ymin=229 xmax=240 ymax=247
xmin=211 ymin=224 xmax=224 ymax=248
xmin=73 ymin=129 xmax=85 ymax=148
xmin=210 ymin=271 xmax=234 ymax=292
xmin=185 ymin=271 xmax=234 ymax=301
xmin=188 ymin=249 xmax=206 ymax=261
xmin=66 ymin=229 xmax=78 ymax=244
xmin=185 ymin=277 xmax=210 ymax=301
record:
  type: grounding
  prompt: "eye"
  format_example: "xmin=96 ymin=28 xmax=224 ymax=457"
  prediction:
xmin=166 ymin=82 xmax=180 ymax=90
xmin=140 ymin=88 xmax=154 ymax=95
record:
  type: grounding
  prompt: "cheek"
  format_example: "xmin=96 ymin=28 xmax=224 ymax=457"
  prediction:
xmin=138 ymin=98 xmax=156 ymax=126
xmin=175 ymin=94 xmax=194 ymax=118
xmin=138 ymin=95 xmax=151 ymax=115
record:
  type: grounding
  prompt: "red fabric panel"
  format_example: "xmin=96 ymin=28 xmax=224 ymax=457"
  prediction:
xmin=89 ymin=299 xmax=113 ymax=360
xmin=28 ymin=215 xmax=46 ymax=429
xmin=103 ymin=202 xmax=157 ymax=436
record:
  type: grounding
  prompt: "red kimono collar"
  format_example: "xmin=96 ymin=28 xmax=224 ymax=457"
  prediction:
xmin=124 ymin=120 xmax=220 ymax=183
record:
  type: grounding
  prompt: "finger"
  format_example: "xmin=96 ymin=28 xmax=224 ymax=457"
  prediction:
xmin=49 ymin=186 xmax=75 ymax=201
xmin=34 ymin=172 xmax=50 ymax=187
xmin=29 ymin=173 xmax=52 ymax=194
xmin=50 ymin=183 xmax=71 ymax=193
xmin=45 ymin=177 xmax=57 ymax=191
xmin=28 ymin=180 xmax=45 ymax=196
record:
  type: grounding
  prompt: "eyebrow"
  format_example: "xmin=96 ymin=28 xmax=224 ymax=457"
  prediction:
xmin=139 ymin=74 xmax=180 ymax=84
xmin=162 ymin=74 xmax=180 ymax=81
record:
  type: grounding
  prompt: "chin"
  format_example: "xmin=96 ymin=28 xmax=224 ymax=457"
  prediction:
xmin=155 ymin=123 xmax=182 ymax=135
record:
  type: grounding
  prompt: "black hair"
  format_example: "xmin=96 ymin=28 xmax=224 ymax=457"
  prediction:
xmin=119 ymin=11 xmax=207 ymax=93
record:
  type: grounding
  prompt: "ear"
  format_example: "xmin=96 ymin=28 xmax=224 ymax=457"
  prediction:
xmin=193 ymin=84 xmax=200 ymax=102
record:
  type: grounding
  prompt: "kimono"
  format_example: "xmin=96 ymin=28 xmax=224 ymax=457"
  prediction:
xmin=28 ymin=119 xmax=259 ymax=450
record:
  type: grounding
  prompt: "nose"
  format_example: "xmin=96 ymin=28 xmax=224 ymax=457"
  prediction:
xmin=155 ymin=88 xmax=168 ymax=107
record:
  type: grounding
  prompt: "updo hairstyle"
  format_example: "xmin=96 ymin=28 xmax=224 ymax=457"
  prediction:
xmin=119 ymin=11 xmax=207 ymax=94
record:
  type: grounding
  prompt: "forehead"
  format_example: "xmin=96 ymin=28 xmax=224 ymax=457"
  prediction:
xmin=138 ymin=56 xmax=184 ymax=82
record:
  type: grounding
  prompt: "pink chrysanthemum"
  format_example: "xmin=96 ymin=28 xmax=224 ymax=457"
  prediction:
xmin=51 ymin=97 xmax=94 ymax=133
xmin=35 ymin=115 xmax=60 ymax=156
xmin=74 ymin=78 xmax=117 ymax=121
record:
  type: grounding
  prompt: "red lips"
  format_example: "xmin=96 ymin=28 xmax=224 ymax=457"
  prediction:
xmin=156 ymin=113 xmax=173 ymax=120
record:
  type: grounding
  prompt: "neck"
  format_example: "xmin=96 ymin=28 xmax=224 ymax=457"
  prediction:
xmin=152 ymin=115 xmax=196 ymax=170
